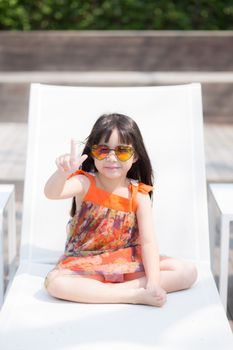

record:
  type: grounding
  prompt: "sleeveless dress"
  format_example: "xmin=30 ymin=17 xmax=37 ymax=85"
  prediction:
xmin=56 ymin=170 xmax=153 ymax=283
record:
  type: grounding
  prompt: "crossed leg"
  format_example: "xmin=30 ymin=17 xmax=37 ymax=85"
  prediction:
xmin=45 ymin=256 xmax=197 ymax=307
xmin=120 ymin=256 xmax=198 ymax=293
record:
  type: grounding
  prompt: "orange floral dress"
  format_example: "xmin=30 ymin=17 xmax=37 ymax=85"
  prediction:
xmin=57 ymin=170 xmax=153 ymax=283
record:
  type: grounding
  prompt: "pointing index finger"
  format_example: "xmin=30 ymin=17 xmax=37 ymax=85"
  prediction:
xmin=70 ymin=139 xmax=77 ymax=160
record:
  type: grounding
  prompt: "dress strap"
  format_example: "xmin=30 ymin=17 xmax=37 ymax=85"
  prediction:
xmin=138 ymin=183 xmax=153 ymax=194
xmin=129 ymin=180 xmax=153 ymax=211
xmin=66 ymin=170 xmax=95 ymax=185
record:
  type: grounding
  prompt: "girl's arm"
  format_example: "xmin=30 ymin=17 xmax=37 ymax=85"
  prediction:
xmin=44 ymin=168 xmax=88 ymax=200
xmin=136 ymin=193 xmax=160 ymax=286
xmin=44 ymin=139 xmax=88 ymax=200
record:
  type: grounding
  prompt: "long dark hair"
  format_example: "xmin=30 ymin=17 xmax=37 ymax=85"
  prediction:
xmin=70 ymin=113 xmax=154 ymax=216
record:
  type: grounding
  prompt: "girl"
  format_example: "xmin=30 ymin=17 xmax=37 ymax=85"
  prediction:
xmin=44 ymin=113 xmax=197 ymax=307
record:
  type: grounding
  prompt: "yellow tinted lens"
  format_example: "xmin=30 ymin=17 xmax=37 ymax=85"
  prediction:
xmin=115 ymin=146 xmax=134 ymax=161
xmin=91 ymin=145 xmax=109 ymax=160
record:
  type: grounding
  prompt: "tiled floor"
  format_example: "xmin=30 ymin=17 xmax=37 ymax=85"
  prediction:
xmin=204 ymin=123 xmax=233 ymax=183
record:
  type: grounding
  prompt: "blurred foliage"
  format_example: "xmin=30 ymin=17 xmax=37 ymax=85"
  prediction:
xmin=0 ymin=0 xmax=232 ymax=30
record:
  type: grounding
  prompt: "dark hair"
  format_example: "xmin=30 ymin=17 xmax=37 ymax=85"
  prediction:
xmin=70 ymin=113 xmax=154 ymax=216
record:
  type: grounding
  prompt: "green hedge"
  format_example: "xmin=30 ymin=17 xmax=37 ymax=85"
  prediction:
xmin=0 ymin=0 xmax=232 ymax=30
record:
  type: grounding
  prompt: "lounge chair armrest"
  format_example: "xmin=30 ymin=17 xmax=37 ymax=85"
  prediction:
xmin=208 ymin=182 xmax=233 ymax=310
xmin=0 ymin=185 xmax=16 ymax=307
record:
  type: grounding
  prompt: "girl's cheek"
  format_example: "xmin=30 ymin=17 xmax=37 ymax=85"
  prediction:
xmin=94 ymin=160 xmax=102 ymax=172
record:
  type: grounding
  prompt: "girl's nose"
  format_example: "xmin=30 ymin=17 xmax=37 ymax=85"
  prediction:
xmin=106 ymin=150 xmax=117 ymax=161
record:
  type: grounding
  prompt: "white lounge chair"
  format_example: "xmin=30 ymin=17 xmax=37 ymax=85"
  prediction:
xmin=0 ymin=83 xmax=232 ymax=350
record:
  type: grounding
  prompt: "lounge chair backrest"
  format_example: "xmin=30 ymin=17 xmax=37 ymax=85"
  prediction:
xmin=20 ymin=84 xmax=209 ymax=265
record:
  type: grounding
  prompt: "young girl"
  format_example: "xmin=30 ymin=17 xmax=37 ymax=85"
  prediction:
xmin=44 ymin=113 xmax=197 ymax=307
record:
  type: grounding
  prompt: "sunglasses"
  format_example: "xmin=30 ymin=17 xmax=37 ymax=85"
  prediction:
xmin=91 ymin=144 xmax=134 ymax=161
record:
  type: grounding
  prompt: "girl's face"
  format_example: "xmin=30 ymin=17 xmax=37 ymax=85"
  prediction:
xmin=93 ymin=128 xmax=137 ymax=180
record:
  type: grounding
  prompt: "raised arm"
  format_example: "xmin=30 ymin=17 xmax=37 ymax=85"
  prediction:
xmin=44 ymin=139 xmax=88 ymax=200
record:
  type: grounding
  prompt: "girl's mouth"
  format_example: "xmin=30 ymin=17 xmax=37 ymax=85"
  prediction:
xmin=104 ymin=166 xmax=120 ymax=170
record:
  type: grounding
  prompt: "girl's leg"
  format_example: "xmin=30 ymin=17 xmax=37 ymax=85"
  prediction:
xmin=159 ymin=257 xmax=198 ymax=292
xmin=45 ymin=269 xmax=165 ymax=307
xmin=44 ymin=257 xmax=197 ymax=306
xmin=119 ymin=257 xmax=198 ymax=293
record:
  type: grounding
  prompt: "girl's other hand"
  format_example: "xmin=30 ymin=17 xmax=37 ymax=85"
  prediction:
xmin=146 ymin=282 xmax=167 ymax=304
xmin=55 ymin=139 xmax=88 ymax=175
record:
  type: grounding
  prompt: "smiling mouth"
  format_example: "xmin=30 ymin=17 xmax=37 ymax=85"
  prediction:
xmin=104 ymin=167 xmax=120 ymax=169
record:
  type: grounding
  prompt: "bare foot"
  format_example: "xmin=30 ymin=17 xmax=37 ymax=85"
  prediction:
xmin=134 ymin=288 xmax=167 ymax=307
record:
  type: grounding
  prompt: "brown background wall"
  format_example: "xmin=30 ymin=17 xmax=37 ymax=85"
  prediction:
xmin=0 ymin=31 xmax=232 ymax=123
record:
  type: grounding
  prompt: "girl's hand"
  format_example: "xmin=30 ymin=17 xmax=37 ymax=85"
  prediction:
xmin=146 ymin=282 xmax=167 ymax=304
xmin=55 ymin=139 xmax=88 ymax=175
